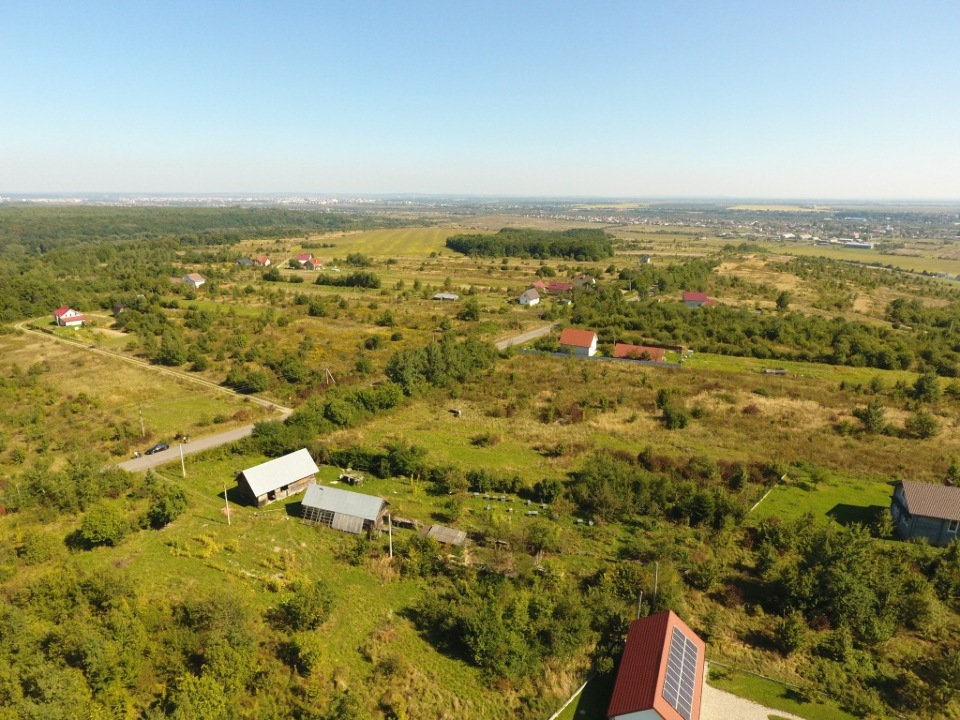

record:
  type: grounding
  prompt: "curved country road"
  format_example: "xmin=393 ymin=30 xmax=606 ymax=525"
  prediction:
xmin=14 ymin=320 xmax=292 ymax=471
xmin=16 ymin=319 xmax=551 ymax=472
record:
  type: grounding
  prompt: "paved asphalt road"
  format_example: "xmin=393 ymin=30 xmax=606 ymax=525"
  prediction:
xmin=496 ymin=323 xmax=555 ymax=350
xmin=118 ymin=424 xmax=264 ymax=472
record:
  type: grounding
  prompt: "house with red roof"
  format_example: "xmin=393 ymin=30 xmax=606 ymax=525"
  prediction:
xmin=254 ymin=256 xmax=271 ymax=267
xmin=559 ymin=328 xmax=598 ymax=357
xmin=546 ymin=281 xmax=574 ymax=294
xmin=53 ymin=306 xmax=86 ymax=327
xmin=531 ymin=280 xmax=547 ymax=290
xmin=607 ymin=610 xmax=705 ymax=720
xmin=304 ymin=258 xmax=324 ymax=271
xmin=295 ymin=252 xmax=313 ymax=265
xmin=184 ymin=273 xmax=205 ymax=289
xmin=614 ymin=343 xmax=666 ymax=363
xmin=683 ymin=291 xmax=713 ymax=309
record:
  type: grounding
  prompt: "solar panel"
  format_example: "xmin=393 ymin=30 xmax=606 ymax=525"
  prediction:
xmin=662 ymin=626 xmax=699 ymax=720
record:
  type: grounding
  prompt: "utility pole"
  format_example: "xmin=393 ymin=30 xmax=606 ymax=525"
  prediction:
xmin=388 ymin=514 xmax=393 ymax=559
xmin=637 ymin=590 xmax=643 ymax=620
xmin=224 ymin=483 xmax=231 ymax=526
xmin=653 ymin=561 xmax=659 ymax=609
xmin=179 ymin=444 xmax=186 ymax=478
xmin=138 ymin=405 xmax=145 ymax=437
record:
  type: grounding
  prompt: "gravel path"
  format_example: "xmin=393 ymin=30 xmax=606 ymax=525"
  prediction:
xmin=495 ymin=323 xmax=555 ymax=350
xmin=701 ymin=664 xmax=805 ymax=720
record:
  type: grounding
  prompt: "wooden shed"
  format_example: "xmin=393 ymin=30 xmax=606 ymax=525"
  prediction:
xmin=301 ymin=483 xmax=387 ymax=534
xmin=237 ymin=448 xmax=319 ymax=507
xmin=891 ymin=480 xmax=960 ymax=546
xmin=423 ymin=524 xmax=467 ymax=547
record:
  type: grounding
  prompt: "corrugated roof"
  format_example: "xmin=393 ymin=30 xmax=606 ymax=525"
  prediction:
xmin=607 ymin=610 xmax=705 ymax=720
xmin=426 ymin=525 xmax=467 ymax=546
xmin=241 ymin=448 xmax=318 ymax=498
xmin=559 ymin=328 xmax=597 ymax=348
xmin=899 ymin=480 xmax=960 ymax=522
xmin=683 ymin=291 xmax=708 ymax=302
xmin=302 ymin=483 xmax=385 ymax=522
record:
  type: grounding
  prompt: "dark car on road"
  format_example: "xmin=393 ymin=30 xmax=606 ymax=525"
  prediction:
xmin=145 ymin=442 xmax=169 ymax=455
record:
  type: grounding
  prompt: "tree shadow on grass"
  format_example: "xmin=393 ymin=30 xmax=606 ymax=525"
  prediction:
xmin=828 ymin=504 xmax=887 ymax=527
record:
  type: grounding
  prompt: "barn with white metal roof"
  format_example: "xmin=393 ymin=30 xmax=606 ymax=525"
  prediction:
xmin=237 ymin=448 xmax=319 ymax=507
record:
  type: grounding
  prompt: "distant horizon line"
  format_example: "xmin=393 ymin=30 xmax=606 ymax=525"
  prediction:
xmin=3 ymin=192 xmax=960 ymax=205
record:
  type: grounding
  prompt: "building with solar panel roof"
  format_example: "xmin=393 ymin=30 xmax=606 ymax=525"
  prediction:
xmin=607 ymin=610 xmax=705 ymax=720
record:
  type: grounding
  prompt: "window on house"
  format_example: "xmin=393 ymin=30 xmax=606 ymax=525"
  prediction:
xmin=949 ymin=520 xmax=959 ymax=533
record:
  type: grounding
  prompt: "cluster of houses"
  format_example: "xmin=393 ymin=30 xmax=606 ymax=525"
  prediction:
xmin=516 ymin=274 xmax=598 ymax=307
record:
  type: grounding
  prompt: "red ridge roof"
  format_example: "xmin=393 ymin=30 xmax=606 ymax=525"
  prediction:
xmin=607 ymin=610 xmax=705 ymax=720
xmin=614 ymin=343 xmax=666 ymax=362
xmin=559 ymin=328 xmax=597 ymax=348
xmin=683 ymin=291 xmax=709 ymax=302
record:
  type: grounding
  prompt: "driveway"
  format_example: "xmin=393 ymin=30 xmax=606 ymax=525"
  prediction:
xmin=701 ymin=665 xmax=805 ymax=720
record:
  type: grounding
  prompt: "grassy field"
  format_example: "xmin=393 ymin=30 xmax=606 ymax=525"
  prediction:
xmin=748 ymin=470 xmax=893 ymax=527
xmin=307 ymin=227 xmax=471 ymax=257
xmin=772 ymin=243 xmax=960 ymax=276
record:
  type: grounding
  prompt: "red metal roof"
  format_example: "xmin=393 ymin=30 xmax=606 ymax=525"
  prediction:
xmin=296 ymin=252 xmax=312 ymax=261
xmin=683 ymin=291 xmax=709 ymax=303
xmin=898 ymin=480 xmax=960 ymax=522
xmin=53 ymin=306 xmax=72 ymax=317
xmin=547 ymin=282 xmax=574 ymax=292
xmin=614 ymin=343 xmax=666 ymax=362
xmin=607 ymin=610 xmax=705 ymax=720
xmin=559 ymin=328 xmax=597 ymax=348
xmin=59 ymin=314 xmax=87 ymax=324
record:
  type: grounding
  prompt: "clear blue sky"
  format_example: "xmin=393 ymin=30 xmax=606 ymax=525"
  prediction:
xmin=2 ymin=1 xmax=958 ymax=198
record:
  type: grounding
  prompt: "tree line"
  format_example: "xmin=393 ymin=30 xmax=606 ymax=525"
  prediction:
xmin=445 ymin=228 xmax=615 ymax=261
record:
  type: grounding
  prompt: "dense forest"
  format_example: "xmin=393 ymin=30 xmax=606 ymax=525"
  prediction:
xmin=445 ymin=228 xmax=614 ymax=260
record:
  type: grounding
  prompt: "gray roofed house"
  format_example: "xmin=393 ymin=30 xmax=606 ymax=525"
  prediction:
xmin=891 ymin=480 xmax=960 ymax=546
xmin=432 ymin=292 xmax=460 ymax=301
xmin=301 ymin=483 xmax=387 ymax=534
xmin=237 ymin=448 xmax=319 ymax=507
xmin=519 ymin=288 xmax=540 ymax=306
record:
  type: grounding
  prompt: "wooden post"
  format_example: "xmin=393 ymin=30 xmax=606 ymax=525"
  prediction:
xmin=224 ymin=483 xmax=231 ymax=526
xmin=180 ymin=444 xmax=186 ymax=478
xmin=388 ymin=514 xmax=393 ymax=559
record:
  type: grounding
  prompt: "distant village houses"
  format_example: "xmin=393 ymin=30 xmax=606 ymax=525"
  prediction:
xmin=304 ymin=258 xmax=324 ymax=271
xmin=254 ymin=256 xmax=271 ymax=267
xmin=295 ymin=252 xmax=312 ymax=265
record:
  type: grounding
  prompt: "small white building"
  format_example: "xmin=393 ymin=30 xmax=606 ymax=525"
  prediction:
xmin=184 ymin=273 xmax=206 ymax=289
xmin=559 ymin=328 xmax=598 ymax=357
xmin=519 ymin=288 xmax=540 ymax=306
xmin=53 ymin=306 xmax=86 ymax=327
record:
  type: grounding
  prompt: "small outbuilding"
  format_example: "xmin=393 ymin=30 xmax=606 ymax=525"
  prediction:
xmin=184 ymin=273 xmax=206 ymax=289
xmin=891 ymin=480 xmax=960 ymax=546
xmin=301 ymin=483 xmax=388 ymax=534
xmin=433 ymin=292 xmax=460 ymax=301
xmin=607 ymin=610 xmax=705 ymax=720
xmin=236 ymin=258 xmax=255 ymax=267
xmin=559 ymin=328 xmax=598 ymax=357
xmin=423 ymin=524 xmax=467 ymax=546
xmin=237 ymin=448 xmax=319 ymax=507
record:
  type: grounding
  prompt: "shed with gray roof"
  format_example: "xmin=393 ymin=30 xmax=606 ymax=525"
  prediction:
xmin=423 ymin=524 xmax=467 ymax=547
xmin=237 ymin=448 xmax=319 ymax=507
xmin=301 ymin=483 xmax=387 ymax=534
xmin=891 ymin=480 xmax=960 ymax=546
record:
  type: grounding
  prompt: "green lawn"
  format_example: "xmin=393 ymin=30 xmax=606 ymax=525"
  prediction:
xmin=312 ymin=227 xmax=472 ymax=257
xmin=749 ymin=469 xmax=892 ymax=527
xmin=684 ymin=351 xmax=918 ymax=386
